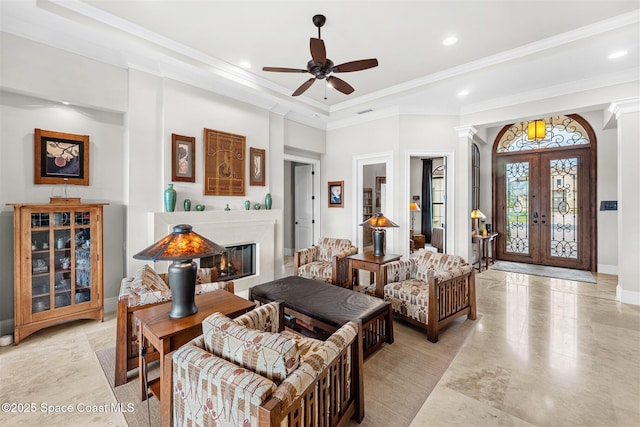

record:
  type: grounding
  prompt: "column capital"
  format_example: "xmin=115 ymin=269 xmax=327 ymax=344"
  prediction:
xmin=454 ymin=125 xmax=478 ymax=139
xmin=608 ymin=96 xmax=640 ymax=119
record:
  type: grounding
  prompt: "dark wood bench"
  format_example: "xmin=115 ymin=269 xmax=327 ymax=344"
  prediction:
xmin=249 ymin=276 xmax=393 ymax=358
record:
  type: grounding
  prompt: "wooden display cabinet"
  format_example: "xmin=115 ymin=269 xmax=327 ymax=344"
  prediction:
xmin=8 ymin=200 xmax=107 ymax=344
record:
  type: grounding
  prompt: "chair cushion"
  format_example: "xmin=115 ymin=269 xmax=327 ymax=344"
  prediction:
xmin=203 ymin=312 xmax=300 ymax=384
xmin=384 ymin=279 xmax=429 ymax=324
xmin=297 ymin=261 xmax=333 ymax=283
xmin=317 ymin=237 xmax=354 ymax=262
xmin=124 ymin=265 xmax=171 ymax=307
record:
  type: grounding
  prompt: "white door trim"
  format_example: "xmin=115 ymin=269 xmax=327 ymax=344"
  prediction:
xmin=284 ymin=154 xmax=321 ymax=245
xmin=352 ymin=151 xmax=394 ymax=252
xmin=405 ymin=150 xmax=455 ymax=256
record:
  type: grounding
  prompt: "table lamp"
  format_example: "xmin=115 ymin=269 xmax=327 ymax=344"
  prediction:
xmin=470 ymin=209 xmax=486 ymax=236
xmin=133 ymin=224 xmax=226 ymax=318
xmin=361 ymin=212 xmax=399 ymax=256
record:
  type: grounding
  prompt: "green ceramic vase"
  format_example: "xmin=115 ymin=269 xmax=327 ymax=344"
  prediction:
xmin=164 ymin=184 xmax=176 ymax=212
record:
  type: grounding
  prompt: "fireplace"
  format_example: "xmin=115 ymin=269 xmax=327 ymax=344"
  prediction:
xmin=203 ymin=243 xmax=256 ymax=281
xmin=152 ymin=209 xmax=283 ymax=294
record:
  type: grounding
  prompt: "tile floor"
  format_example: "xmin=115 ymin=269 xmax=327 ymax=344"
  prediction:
xmin=1 ymin=267 xmax=638 ymax=426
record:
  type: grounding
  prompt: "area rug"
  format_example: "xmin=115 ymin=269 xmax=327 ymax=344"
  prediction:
xmin=491 ymin=261 xmax=596 ymax=283
xmin=97 ymin=318 xmax=477 ymax=427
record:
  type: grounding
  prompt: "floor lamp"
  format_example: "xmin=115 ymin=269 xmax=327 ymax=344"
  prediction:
xmin=409 ymin=202 xmax=421 ymax=237
xmin=133 ymin=224 xmax=226 ymax=318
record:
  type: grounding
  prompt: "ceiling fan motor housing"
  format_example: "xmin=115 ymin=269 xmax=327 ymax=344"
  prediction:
xmin=307 ymin=59 xmax=334 ymax=79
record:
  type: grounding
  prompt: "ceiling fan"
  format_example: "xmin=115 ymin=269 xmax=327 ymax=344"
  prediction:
xmin=262 ymin=14 xmax=378 ymax=97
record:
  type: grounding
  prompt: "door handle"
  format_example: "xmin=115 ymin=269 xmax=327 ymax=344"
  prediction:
xmin=533 ymin=211 xmax=538 ymax=224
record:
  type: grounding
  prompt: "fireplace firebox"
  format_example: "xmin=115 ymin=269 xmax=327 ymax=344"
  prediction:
xmin=201 ymin=243 xmax=256 ymax=281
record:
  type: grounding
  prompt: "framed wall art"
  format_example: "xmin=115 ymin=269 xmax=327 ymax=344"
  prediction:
xmin=328 ymin=181 xmax=344 ymax=208
xmin=171 ymin=133 xmax=196 ymax=182
xmin=203 ymin=128 xmax=246 ymax=196
xmin=34 ymin=128 xmax=90 ymax=186
xmin=249 ymin=147 xmax=266 ymax=186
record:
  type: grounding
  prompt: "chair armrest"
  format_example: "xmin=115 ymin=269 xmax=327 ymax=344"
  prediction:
xmin=272 ymin=321 xmax=359 ymax=407
xmin=384 ymin=258 xmax=415 ymax=283
xmin=294 ymin=246 xmax=319 ymax=271
xmin=233 ymin=301 xmax=282 ymax=332
xmin=428 ymin=263 xmax=474 ymax=284
xmin=195 ymin=280 xmax=234 ymax=295
xmin=332 ymin=246 xmax=358 ymax=260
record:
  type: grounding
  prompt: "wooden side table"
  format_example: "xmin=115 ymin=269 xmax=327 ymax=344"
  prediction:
xmin=133 ymin=289 xmax=255 ymax=427
xmin=472 ymin=232 xmax=498 ymax=272
xmin=347 ymin=252 xmax=402 ymax=297
xmin=412 ymin=234 xmax=425 ymax=250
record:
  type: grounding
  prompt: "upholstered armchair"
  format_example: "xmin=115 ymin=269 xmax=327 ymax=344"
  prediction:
xmin=374 ymin=249 xmax=476 ymax=342
xmin=294 ymin=237 xmax=358 ymax=286
xmin=114 ymin=264 xmax=233 ymax=386
xmin=168 ymin=301 xmax=364 ymax=427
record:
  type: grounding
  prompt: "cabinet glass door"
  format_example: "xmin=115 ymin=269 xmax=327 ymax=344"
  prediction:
xmin=30 ymin=213 xmax=51 ymax=313
xmin=74 ymin=211 xmax=92 ymax=304
xmin=53 ymin=209 xmax=72 ymax=309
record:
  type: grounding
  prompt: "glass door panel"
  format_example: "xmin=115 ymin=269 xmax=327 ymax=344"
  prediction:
xmin=75 ymin=211 xmax=92 ymax=303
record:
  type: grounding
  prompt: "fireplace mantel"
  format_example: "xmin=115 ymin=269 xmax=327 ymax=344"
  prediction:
xmin=152 ymin=209 xmax=284 ymax=293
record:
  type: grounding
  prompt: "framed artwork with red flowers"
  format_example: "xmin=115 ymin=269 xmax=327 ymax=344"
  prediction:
xmin=34 ymin=128 xmax=90 ymax=186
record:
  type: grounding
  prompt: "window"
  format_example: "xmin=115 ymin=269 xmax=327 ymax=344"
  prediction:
xmin=432 ymin=165 xmax=445 ymax=227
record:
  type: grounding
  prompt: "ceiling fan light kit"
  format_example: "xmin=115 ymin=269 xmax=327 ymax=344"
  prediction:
xmin=263 ymin=14 xmax=379 ymax=97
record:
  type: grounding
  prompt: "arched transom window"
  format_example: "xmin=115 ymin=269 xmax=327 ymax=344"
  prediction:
xmin=496 ymin=115 xmax=590 ymax=153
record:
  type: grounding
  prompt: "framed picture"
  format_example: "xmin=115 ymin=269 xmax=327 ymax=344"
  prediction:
xmin=171 ymin=133 xmax=196 ymax=182
xmin=34 ymin=128 xmax=90 ymax=185
xmin=249 ymin=147 xmax=266 ymax=186
xmin=203 ymin=128 xmax=246 ymax=196
xmin=328 ymin=181 xmax=344 ymax=208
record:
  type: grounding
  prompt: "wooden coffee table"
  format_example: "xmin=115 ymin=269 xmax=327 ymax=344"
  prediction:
xmin=347 ymin=252 xmax=402 ymax=297
xmin=133 ymin=289 xmax=255 ymax=426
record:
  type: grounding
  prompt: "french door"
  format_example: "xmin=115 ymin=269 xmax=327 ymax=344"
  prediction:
xmin=495 ymin=147 xmax=593 ymax=270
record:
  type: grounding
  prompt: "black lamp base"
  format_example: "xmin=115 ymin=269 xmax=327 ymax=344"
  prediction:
xmin=372 ymin=229 xmax=386 ymax=257
xmin=168 ymin=260 xmax=198 ymax=318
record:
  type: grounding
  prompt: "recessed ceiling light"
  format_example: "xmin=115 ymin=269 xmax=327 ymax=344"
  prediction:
xmin=239 ymin=61 xmax=251 ymax=69
xmin=61 ymin=100 xmax=71 ymax=105
xmin=457 ymin=90 xmax=469 ymax=98
xmin=608 ymin=50 xmax=628 ymax=60
xmin=442 ymin=36 xmax=458 ymax=46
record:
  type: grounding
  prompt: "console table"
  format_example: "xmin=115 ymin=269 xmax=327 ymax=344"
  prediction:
xmin=133 ymin=290 xmax=255 ymax=427
xmin=347 ymin=252 xmax=402 ymax=298
xmin=472 ymin=232 xmax=498 ymax=272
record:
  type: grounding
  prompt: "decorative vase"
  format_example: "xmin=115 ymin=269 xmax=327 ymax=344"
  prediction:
xmin=164 ymin=184 xmax=177 ymax=212
xmin=265 ymin=193 xmax=272 ymax=210
xmin=183 ymin=199 xmax=191 ymax=211
xmin=224 ymin=204 xmax=230 ymax=211
xmin=254 ymin=203 xmax=261 ymax=210
xmin=244 ymin=200 xmax=251 ymax=210
xmin=196 ymin=204 xmax=205 ymax=211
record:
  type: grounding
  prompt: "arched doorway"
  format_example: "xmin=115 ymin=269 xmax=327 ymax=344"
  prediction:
xmin=492 ymin=114 xmax=597 ymax=271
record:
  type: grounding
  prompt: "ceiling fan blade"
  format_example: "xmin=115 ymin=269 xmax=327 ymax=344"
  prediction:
xmin=327 ymin=76 xmax=354 ymax=95
xmin=263 ymin=67 xmax=308 ymax=73
xmin=292 ymin=78 xmax=316 ymax=96
xmin=332 ymin=58 xmax=379 ymax=73
xmin=310 ymin=38 xmax=326 ymax=65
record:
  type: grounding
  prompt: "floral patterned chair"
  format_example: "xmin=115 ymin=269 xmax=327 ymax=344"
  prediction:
xmin=294 ymin=237 xmax=358 ymax=286
xmin=371 ymin=249 xmax=476 ymax=342
xmin=114 ymin=264 xmax=233 ymax=386
xmin=168 ymin=301 xmax=364 ymax=427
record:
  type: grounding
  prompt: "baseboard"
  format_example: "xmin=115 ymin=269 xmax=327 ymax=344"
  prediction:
xmin=0 ymin=318 xmax=14 ymax=337
xmin=104 ymin=295 xmax=118 ymax=314
xmin=597 ymin=264 xmax=618 ymax=275
xmin=617 ymin=285 xmax=640 ymax=306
